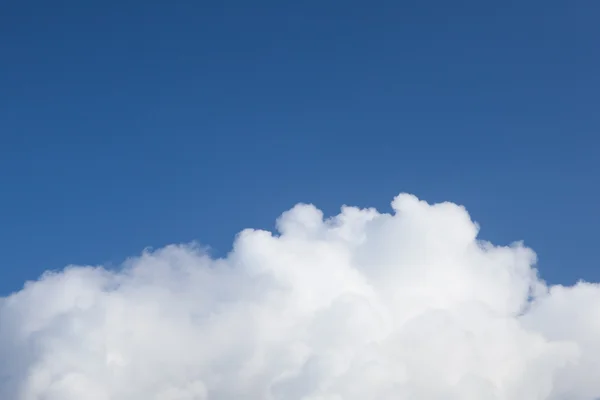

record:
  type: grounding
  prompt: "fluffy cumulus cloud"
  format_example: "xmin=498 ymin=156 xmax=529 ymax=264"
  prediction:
xmin=1 ymin=193 xmax=600 ymax=399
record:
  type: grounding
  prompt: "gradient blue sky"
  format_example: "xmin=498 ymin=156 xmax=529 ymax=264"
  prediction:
xmin=1 ymin=1 xmax=598 ymax=295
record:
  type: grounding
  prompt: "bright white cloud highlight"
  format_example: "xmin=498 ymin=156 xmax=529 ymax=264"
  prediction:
xmin=1 ymin=193 xmax=599 ymax=399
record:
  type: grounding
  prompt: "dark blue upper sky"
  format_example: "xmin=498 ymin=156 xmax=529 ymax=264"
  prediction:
xmin=1 ymin=1 xmax=598 ymax=295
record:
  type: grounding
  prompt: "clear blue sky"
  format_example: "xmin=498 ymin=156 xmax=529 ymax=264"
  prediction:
xmin=1 ymin=1 xmax=598 ymax=295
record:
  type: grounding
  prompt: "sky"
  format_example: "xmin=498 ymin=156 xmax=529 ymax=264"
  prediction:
xmin=1 ymin=1 xmax=598 ymax=295
xmin=1 ymin=1 xmax=600 ymax=399
xmin=1 ymin=1 xmax=599 ymax=293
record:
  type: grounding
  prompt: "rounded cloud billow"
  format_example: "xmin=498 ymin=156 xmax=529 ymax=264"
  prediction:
xmin=1 ymin=193 xmax=599 ymax=399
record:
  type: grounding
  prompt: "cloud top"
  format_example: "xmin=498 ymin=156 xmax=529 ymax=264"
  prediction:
xmin=1 ymin=193 xmax=599 ymax=399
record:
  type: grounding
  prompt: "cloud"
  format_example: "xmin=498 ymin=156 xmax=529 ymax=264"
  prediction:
xmin=1 ymin=193 xmax=599 ymax=399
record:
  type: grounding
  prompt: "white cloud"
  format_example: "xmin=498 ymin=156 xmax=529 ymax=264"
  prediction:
xmin=1 ymin=193 xmax=599 ymax=399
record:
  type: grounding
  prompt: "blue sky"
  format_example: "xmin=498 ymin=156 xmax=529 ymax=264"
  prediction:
xmin=1 ymin=1 xmax=598 ymax=295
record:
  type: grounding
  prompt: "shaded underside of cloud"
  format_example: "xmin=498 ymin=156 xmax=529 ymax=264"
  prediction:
xmin=1 ymin=193 xmax=599 ymax=399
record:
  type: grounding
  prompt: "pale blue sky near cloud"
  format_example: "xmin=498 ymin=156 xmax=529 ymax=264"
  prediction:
xmin=1 ymin=1 xmax=598 ymax=294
